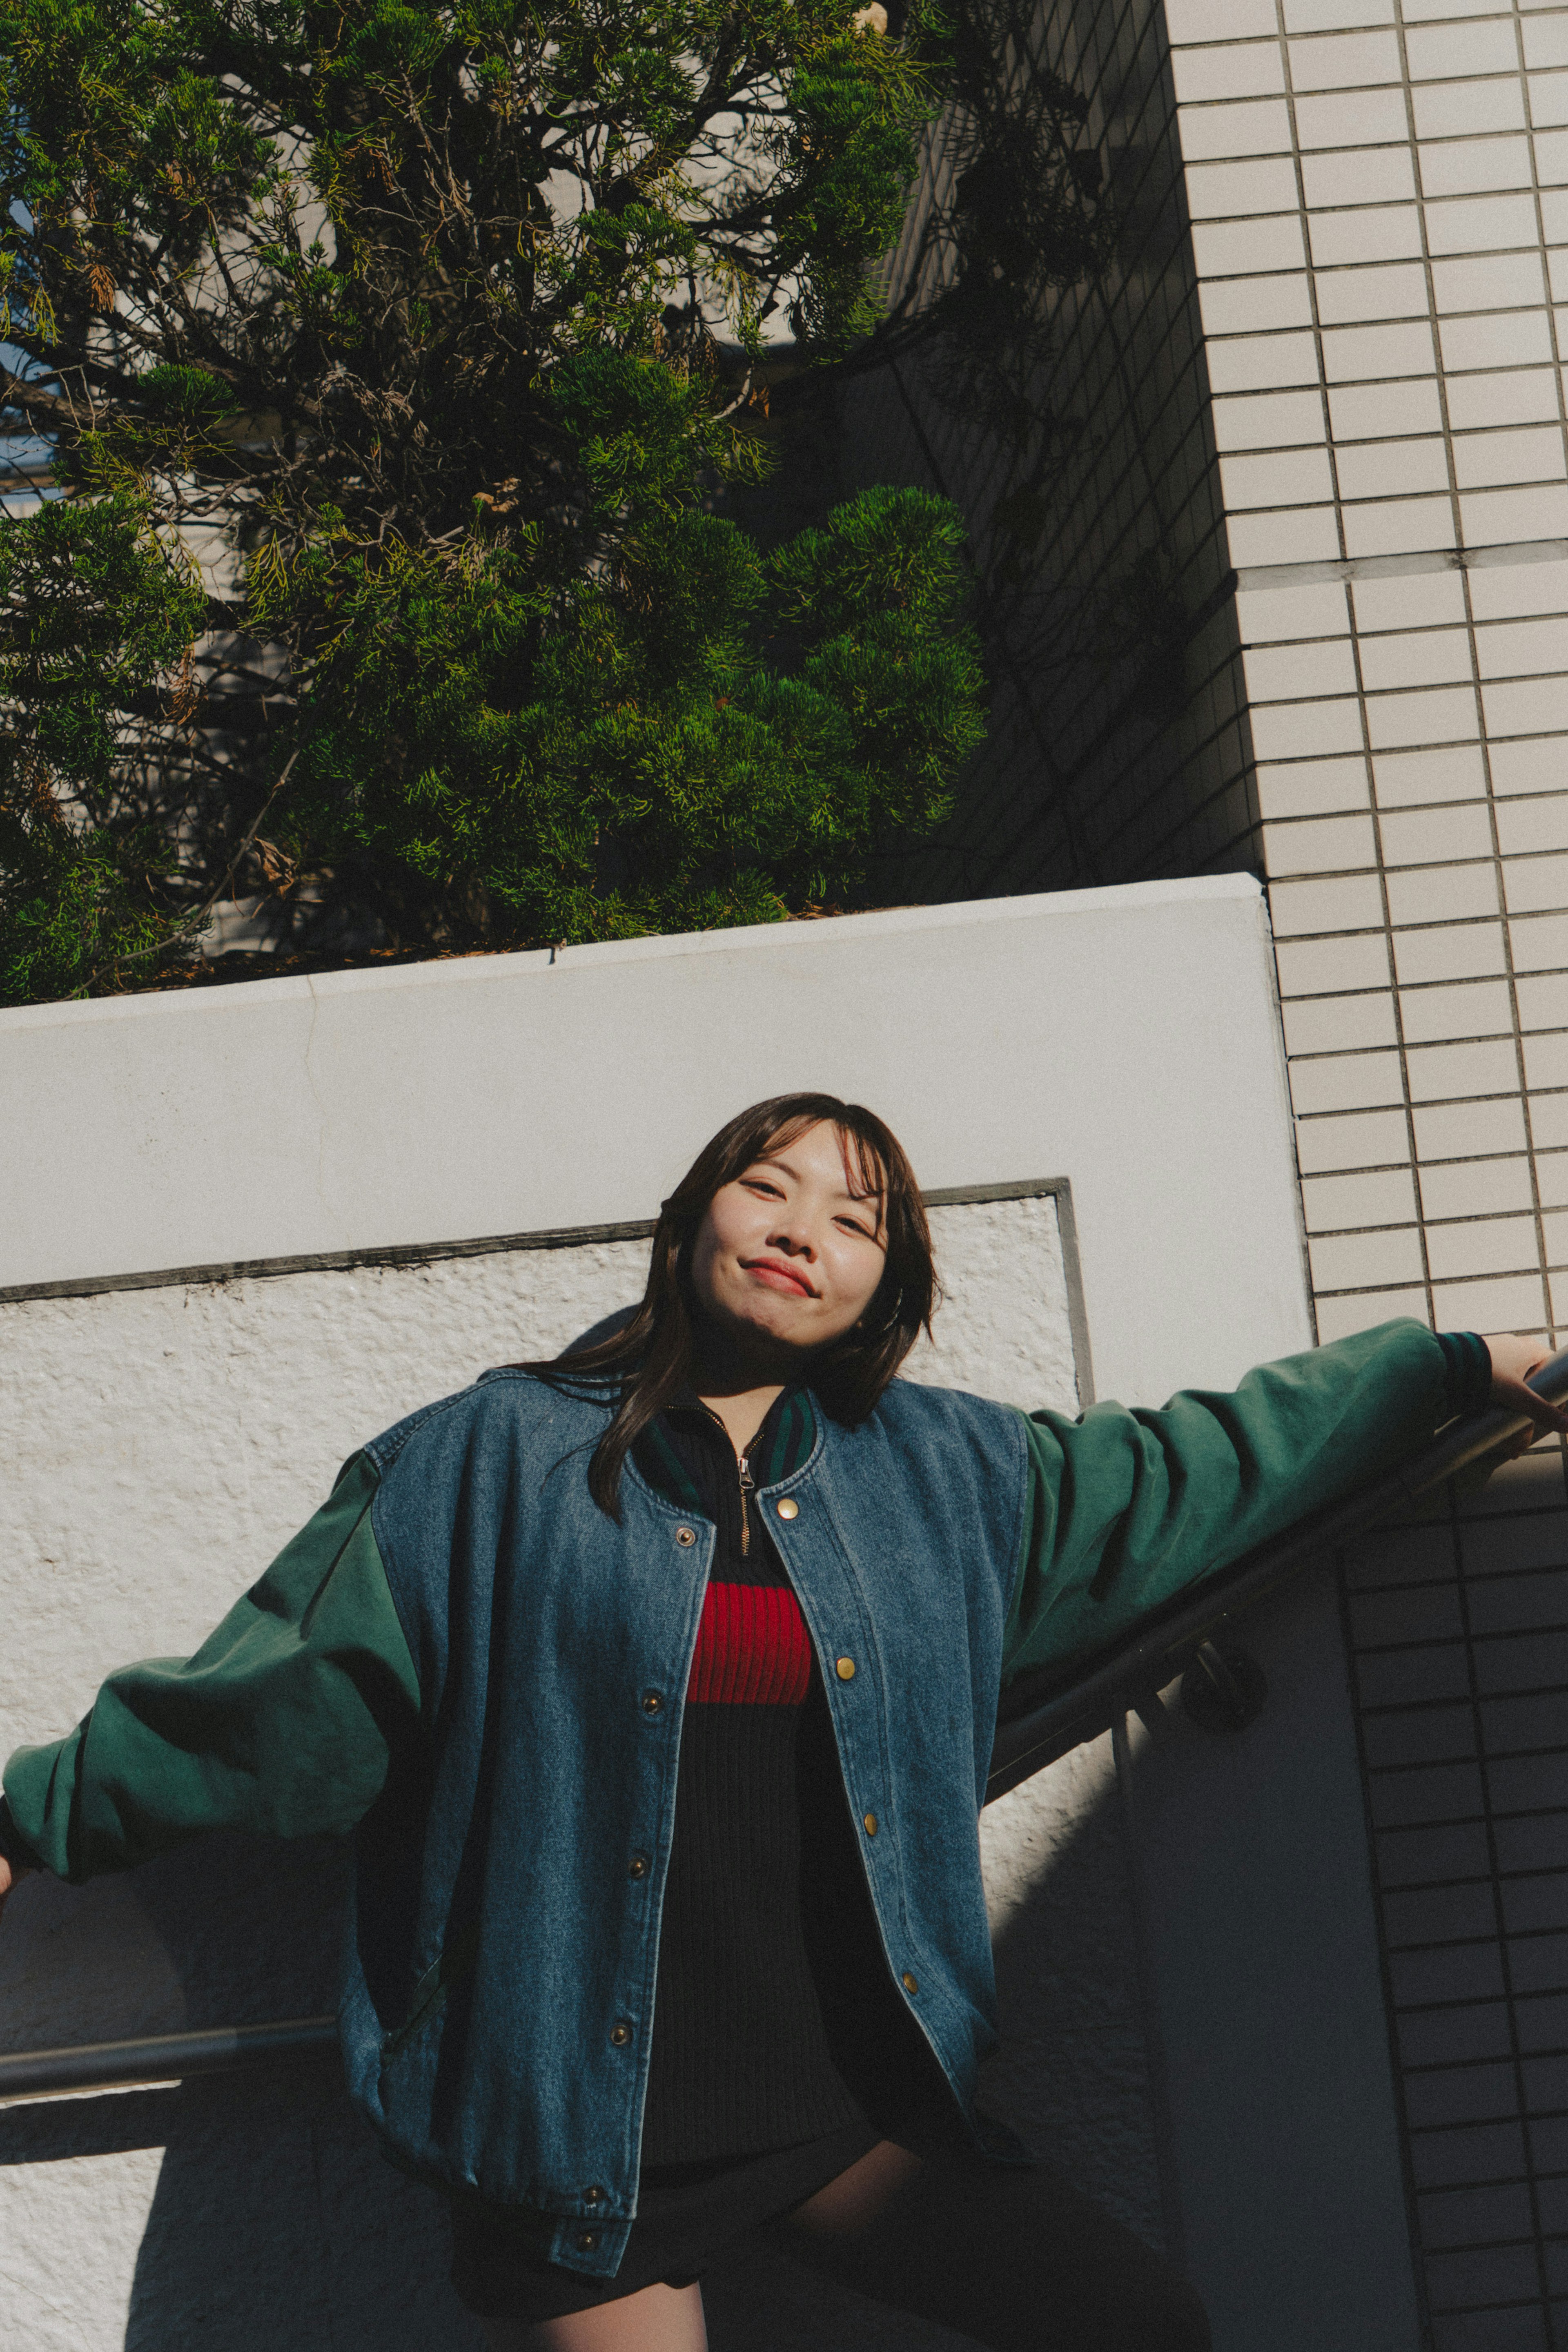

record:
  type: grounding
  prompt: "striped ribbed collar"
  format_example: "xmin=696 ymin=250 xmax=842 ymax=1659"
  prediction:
xmin=635 ymin=1386 xmax=816 ymax=1516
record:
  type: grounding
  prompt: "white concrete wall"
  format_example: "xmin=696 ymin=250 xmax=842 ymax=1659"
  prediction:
xmin=0 ymin=879 xmax=1407 ymax=2351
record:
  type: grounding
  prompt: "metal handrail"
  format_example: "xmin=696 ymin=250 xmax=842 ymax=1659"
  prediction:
xmin=8 ymin=1347 xmax=1565 ymax=2102
xmin=0 ymin=2015 xmax=338 ymax=2105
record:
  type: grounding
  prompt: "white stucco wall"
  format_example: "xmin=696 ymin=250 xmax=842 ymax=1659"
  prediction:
xmin=0 ymin=878 xmax=1412 ymax=2351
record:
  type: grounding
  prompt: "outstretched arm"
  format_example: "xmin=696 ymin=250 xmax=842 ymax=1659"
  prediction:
xmin=0 ymin=1454 xmax=420 ymax=1906
xmin=1001 ymin=1321 xmax=1568 ymax=1684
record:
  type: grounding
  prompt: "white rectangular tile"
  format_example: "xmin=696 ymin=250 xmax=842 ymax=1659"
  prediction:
xmin=1236 ymin=581 xmax=1352 ymax=639
xmin=1419 ymin=135 xmax=1534 ymax=198
xmin=1380 ymin=801 xmax=1497 ymax=861
xmin=1414 ymin=79 xmax=1527 ymax=139
xmin=1526 ymin=15 xmax=1568 ymax=70
xmin=1504 ymin=848 xmax=1568 ymax=911
xmin=1303 ymin=147 xmax=1417 ymax=206
xmin=1462 ymin=484 xmax=1568 ymax=542
xmin=1296 ymin=87 xmax=1412 ymax=147
xmin=1207 ymin=331 xmax=1323 ymax=393
xmin=1432 ymin=252 xmax=1548 ymax=313
xmin=1314 ymin=262 xmax=1431 ymax=324
xmin=1323 ymin=319 xmax=1439 ymax=378
xmin=1294 ymin=1105 xmax=1412 ymax=1170
xmin=1257 ymin=756 xmax=1373 ymax=817
xmin=1497 ymin=795 xmax=1568 ymax=853
xmin=1426 ymin=1216 xmax=1540 ymax=1281
xmin=1328 ymin=379 xmax=1445 ymax=437
xmin=1227 ymin=507 xmax=1346 ymax=563
xmin=1270 ymin=872 xmax=1390 ymax=932
xmin=1343 ymin=496 xmax=1458 ymax=556
xmin=1244 ymin=638 xmax=1362 ymax=697
xmin=1511 ymin=908 xmax=1568 ymax=965
xmin=1290 ymin=1048 xmax=1407 ymax=1112
xmin=1353 ymin=570 xmax=1468 ymax=630
xmin=1392 ymin=919 xmax=1506 ymax=980
xmin=1316 ymin=1289 xmax=1432 ymax=1339
xmin=1485 ymin=672 xmax=1568 ymax=733
xmin=1387 ymin=862 xmax=1502 ymax=921
xmin=1517 ymin=972 xmax=1568 ymax=1025
xmin=1423 ymin=192 xmax=1542 ymax=254
xmin=1285 ymin=989 xmax=1399 ymax=1052
xmin=1469 ymin=560 xmax=1568 ymax=622
xmin=1310 ymin=1226 xmax=1427 ymax=1288
xmin=1475 ymin=615 xmax=1568 ymax=678
xmin=1375 ymin=743 xmax=1489 ymax=804
xmin=1535 ymin=126 xmax=1568 ymax=183
xmin=1179 ymin=98 xmax=1295 ymax=162
xmin=1420 ymin=1155 xmax=1534 ymax=1218
xmin=1285 ymin=0 xmax=1394 ymax=28
xmin=1358 ymin=626 xmax=1472 ymax=691
xmin=1252 ymin=696 xmax=1368 ymax=759
xmin=1289 ymin=28 xmax=1404 ymax=88
xmin=1303 ymin=1166 xmax=1419 ymax=1228
xmin=1187 ymin=156 xmax=1303 ymax=219
xmin=1199 ymin=274 xmax=1315 ymax=336
xmin=1173 ymin=44 xmax=1287 ymax=103
xmin=1491 ymin=738 xmax=1568 ymax=792
xmin=1440 ymin=311 xmax=1556 ymax=370
xmin=1310 ymin=206 xmax=1425 ymax=268
xmin=1534 ymin=67 xmax=1568 ymax=127
xmin=1192 ymin=215 xmax=1309 ymax=276
xmin=1399 ymin=978 xmax=1515 ymax=1040
xmin=1264 ymin=812 xmax=1381 ymax=872
xmin=1445 ymin=370 xmax=1562 ymax=429
xmin=1164 ymin=0 xmax=1279 ymax=36
xmin=1408 ymin=19 xmax=1521 ymax=78
xmin=1277 ymin=933 xmax=1394 ymax=994
xmin=1212 ymin=388 xmax=1327 ymax=450
xmin=1336 ymin=438 xmax=1450 ymax=498
xmin=1453 ymin=424 xmax=1568 ymax=488
xmin=1413 ymin=1095 xmax=1526 ymax=1157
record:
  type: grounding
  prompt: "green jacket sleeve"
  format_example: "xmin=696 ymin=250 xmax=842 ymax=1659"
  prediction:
xmin=2 ymin=1454 xmax=421 ymax=1884
xmin=1001 ymin=1318 xmax=1451 ymax=1683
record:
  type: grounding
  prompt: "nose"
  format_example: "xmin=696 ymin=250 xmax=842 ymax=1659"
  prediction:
xmin=769 ymin=1220 xmax=816 ymax=1260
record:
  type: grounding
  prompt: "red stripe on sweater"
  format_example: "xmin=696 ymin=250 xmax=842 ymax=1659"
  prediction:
xmin=687 ymin=1581 xmax=813 ymax=1705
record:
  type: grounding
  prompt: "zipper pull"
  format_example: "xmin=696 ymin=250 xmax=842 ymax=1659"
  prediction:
xmin=737 ymin=1453 xmax=754 ymax=1558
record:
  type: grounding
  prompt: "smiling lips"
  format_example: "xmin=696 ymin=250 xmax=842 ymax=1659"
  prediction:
xmin=742 ymin=1258 xmax=818 ymax=1300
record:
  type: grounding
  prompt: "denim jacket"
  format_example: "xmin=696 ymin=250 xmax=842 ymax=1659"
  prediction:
xmin=4 ymin=1319 xmax=1456 ymax=2276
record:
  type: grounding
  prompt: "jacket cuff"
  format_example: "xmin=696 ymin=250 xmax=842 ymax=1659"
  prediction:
xmin=1436 ymin=1330 xmax=1492 ymax=1421
xmin=0 ymin=1795 xmax=41 ymax=1875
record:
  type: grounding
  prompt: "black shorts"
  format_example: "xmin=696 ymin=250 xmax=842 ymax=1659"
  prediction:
xmin=449 ymin=2121 xmax=882 ymax=2323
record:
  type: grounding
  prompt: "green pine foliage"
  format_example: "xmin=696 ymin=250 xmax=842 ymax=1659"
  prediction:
xmin=0 ymin=0 xmax=990 ymax=999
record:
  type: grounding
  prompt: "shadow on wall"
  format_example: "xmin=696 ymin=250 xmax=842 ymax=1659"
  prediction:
xmin=0 ymin=1752 xmax=1162 ymax=2352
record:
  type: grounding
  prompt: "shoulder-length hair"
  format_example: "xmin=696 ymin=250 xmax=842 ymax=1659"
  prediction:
xmin=527 ymin=1092 xmax=938 ymax=1519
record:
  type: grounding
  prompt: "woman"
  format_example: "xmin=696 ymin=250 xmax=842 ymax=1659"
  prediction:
xmin=1 ymin=1093 xmax=1559 ymax=2352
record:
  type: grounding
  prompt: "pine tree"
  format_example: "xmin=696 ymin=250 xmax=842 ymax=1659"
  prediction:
xmin=0 ymin=0 xmax=995 ymax=1001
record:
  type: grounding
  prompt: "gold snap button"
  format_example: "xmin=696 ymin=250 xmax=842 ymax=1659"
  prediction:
xmin=902 ymin=1972 xmax=918 ymax=1995
xmin=642 ymin=1692 xmax=663 ymax=1716
xmin=675 ymin=1525 xmax=696 ymax=1546
xmin=775 ymin=1497 xmax=799 ymax=1520
xmin=835 ymin=1656 xmax=856 ymax=1681
xmin=610 ymin=2021 xmax=632 ymax=2047
xmin=628 ymin=1853 xmax=649 ymax=1879
xmin=577 ymin=2229 xmax=600 ymax=2251
xmin=863 ymin=1812 xmax=878 ymax=1837
xmin=584 ymin=2185 xmax=604 ymax=2204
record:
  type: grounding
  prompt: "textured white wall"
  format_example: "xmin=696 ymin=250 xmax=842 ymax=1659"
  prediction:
xmin=0 ymin=1190 xmax=1142 ymax=2352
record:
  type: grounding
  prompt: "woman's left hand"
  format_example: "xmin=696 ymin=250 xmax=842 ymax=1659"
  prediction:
xmin=1482 ymin=1333 xmax=1568 ymax=1441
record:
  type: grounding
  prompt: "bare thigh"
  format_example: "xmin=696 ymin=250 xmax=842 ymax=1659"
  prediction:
xmin=767 ymin=2139 xmax=1210 ymax=2352
xmin=478 ymin=2280 xmax=707 ymax=2352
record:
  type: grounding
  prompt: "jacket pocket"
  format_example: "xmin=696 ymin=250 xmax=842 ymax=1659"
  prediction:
xmin=381 ymin=1923 xmax=481 ymax=2061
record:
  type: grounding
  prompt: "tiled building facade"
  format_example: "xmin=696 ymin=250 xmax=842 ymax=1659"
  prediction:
xmin=842 ymin=3 xmax=1568 ymax=2345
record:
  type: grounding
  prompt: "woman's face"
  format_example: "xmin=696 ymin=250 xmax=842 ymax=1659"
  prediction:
xmin=689 ymin=1121 xmax=889 ymax=1361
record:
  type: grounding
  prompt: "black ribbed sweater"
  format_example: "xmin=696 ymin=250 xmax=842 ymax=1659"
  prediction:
xmin=632 ymin=1390 xmax=946 ymax=2168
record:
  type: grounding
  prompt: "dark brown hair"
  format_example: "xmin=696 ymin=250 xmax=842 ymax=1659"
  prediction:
xmin=527 ymin=1093 xmax=938 ymax=1518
